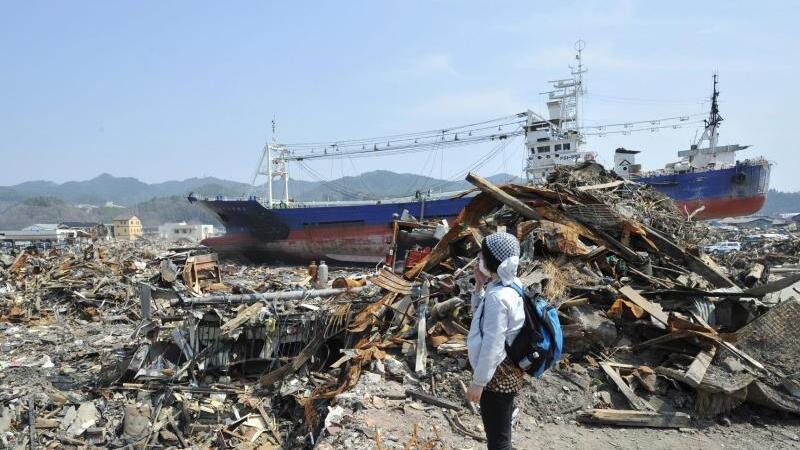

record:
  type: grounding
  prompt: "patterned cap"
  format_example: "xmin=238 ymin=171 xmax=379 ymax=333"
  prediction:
xmin=484 ymin=232 xmax=520 ymax=262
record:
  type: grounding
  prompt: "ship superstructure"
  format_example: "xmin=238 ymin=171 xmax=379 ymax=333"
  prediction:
xmin=524 ymin=41 xmax=595 ymax=183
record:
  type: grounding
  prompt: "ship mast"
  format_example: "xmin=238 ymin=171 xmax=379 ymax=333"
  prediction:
xmin=252 ymin=119 xmax=291 ymax=208
xmin=697 ymin=73 xmax=723 ymax=151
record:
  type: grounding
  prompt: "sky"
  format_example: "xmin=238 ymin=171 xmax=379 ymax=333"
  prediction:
xmin=2 ymin=1 xmax=799 ymax=191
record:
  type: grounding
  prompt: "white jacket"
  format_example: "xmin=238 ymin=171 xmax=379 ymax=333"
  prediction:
xmin=467 ymin=278 xmax=525 ymax=386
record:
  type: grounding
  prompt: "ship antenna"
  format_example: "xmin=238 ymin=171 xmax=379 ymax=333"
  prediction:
xmin=570 ymin=40 xmax=587 ymax=133
xmin=707 ymin=72 xmax=722 ymax=149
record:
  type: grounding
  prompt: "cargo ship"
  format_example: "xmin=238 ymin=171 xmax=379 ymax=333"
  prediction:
xmin=610 ymin=75 xmax=770 ymax=220
xmin=192 ymin=44 xmax=770 ymax=262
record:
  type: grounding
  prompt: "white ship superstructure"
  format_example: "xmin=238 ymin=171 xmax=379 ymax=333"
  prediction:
xmin=524 ymin=40 xmax=595 ymax=183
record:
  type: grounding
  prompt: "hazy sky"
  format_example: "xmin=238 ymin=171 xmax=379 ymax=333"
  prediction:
xmin=2 ymin=1 xmax=798 ymax=191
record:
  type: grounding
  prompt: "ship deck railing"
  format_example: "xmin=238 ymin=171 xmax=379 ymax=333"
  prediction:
xmin=635 ymin=157 xmax=769 ymax=178
xmin=198 ymin=190 xmax=470 ymax=208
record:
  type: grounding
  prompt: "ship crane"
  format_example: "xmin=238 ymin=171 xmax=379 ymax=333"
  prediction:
xmin=248 ymin=41 xmax=715 ymax=208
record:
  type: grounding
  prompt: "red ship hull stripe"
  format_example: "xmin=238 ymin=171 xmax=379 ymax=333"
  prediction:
xmin=675 ymin=195 xmax=766 ymax=220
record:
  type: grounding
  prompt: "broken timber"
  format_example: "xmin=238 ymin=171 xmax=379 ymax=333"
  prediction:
xmin=599 ymin=362 xmax=655 ymax=411
xmin=684 ymin=347 xmax=717 ymax=388
xmin=577 ymin=409 xmax=691 ymax=428
xmin=642 ymin=225 xmax=737 ymax=289
xmin=618 ymin=285 xmax=669 ymax=326
xmin=465 ymin=172 xmax=541 ymax=221
xmin=405 ymin=390 xmax=462 ymax=410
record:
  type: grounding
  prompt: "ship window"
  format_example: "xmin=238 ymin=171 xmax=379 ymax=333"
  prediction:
xmin=563 ymin=143 xmax=571 ymax=150
xmin=537 ymin=146 xmax=550 ymax=153
xmin=554 ymin=144 xmax=562 ymax=150
xmin=546 ymin=155 xmax=551 ymax=159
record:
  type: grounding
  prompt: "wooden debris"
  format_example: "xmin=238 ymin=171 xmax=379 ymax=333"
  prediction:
xmin=405 ymin=390 xmax=462 ymax=410
xmin=684 ymin=347 xmax=717 ymax=388
xmin=577 ymin=409 xmax=691 ymax=428
xmin=220 ymin=301 xmax=264 ymax=336
xmin=466 ymin=172 xmax=540 ymax=221
xmin=618 ymin=285 xmax=669 ymax=326
xmin=599 ymin=362 xmax=655 ymax=411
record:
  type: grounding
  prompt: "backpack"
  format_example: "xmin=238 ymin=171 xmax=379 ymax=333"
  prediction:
xmin=505 ymin=283 xmax=563 ymax=377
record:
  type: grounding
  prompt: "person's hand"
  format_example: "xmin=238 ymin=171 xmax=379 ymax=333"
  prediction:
xmin=466 ymin=382 xmax=483 ymax=403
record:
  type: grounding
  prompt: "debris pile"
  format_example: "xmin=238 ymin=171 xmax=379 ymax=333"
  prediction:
xmin=1 ymin=164 xmax=799 ymax=448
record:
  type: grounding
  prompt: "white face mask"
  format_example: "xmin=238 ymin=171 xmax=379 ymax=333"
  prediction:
xmin=478 ymin=256 xmax=492 ymax=277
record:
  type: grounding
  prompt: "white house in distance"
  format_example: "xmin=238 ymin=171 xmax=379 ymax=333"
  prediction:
xmin=0 ymin=224 xmax=78 ymax=244
xmin=158 ymin=222 xmax=215 ymax=243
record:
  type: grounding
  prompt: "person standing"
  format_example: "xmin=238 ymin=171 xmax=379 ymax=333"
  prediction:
xmin=466 ymin=232 xmax=525 ymax=450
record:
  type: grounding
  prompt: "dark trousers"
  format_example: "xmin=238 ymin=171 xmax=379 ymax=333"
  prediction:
xmin=479 ymin=389 xmax=515 ymax=450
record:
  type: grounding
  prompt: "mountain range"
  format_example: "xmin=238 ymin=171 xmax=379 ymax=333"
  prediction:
xmin=1 ymin=171 xmax=797 ymax=230
xmin=0 ymin=171 xmax=521 ymax=229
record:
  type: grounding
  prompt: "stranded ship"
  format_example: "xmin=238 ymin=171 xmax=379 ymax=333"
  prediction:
xmin=191 ymin=45 xmax=770 ymax=263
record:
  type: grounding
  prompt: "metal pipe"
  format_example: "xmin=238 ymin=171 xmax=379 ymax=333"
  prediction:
xmin=172 ymin=285 xmax=371 ymax=306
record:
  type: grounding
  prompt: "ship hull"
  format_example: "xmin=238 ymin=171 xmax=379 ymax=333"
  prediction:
xmin=636 ymin=160 xmax=770 ymax=220
xmin=196 ymin=161 xmax=770 ymax=262
xmin=195 ymin=196 xmax=471 ymax=263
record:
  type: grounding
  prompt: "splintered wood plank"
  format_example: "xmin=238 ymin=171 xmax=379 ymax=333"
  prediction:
xmin=685 ymin=346 xmax=717 ymax=388
xmin=618 ymin=285 xmax=669 ymax=326
xmin=577 ymin=409 xmax=691 ymax=428
xmin=466 ymin=172 xmax=541 ymax=221
xmin=599 ymin=362 xmax=654 ymax=411
xmin=220 ymin=302 xmax=264 ymax=335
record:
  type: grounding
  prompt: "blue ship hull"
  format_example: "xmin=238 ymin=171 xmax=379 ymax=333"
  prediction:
xmin=635 ymin=160 xmax=770 ymax=219
xmin=192 ymin=195 xmax=471 ymax=262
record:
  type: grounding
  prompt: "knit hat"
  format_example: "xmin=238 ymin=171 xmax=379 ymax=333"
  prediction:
xmin=482 ymin=232 xmax=521 ymax=286
xmin=484 ymin=232 xmax=520 ymax=262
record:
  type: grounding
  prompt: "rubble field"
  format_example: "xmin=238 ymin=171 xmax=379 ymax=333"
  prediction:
xmin=2 ymin=163 xmax=800 ymax=449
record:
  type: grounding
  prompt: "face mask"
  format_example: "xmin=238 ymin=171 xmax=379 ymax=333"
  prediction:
xmin=478 ymin=257 xmax=491 ymax=277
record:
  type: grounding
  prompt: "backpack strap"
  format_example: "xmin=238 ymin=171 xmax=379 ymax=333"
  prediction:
xmin=478 ymin=282 xmax=523 ymax=339
xmin=508 ymin=282 xmax=524 ymax=298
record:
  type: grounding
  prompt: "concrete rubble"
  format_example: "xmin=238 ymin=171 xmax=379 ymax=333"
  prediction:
xmin=1 ymin=163 xmax=800 ymax=448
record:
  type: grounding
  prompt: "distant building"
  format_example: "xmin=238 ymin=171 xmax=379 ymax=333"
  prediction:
xmin=0 ymin=225 xmax=77 ymax=244
xmin=142 ymin=226 xmax=159 ymax=238
xmin=717 ymin=216 xmax=776 ymax=230
xmin=23 ymin=224 xmax=64 ymax=232
xmin=113 ymin=214 xmax=143 ymax=241
xmin=158 ymin=222 xmax=215 ymax=242
xmin=60 ymin=221 xmax=100 ymax=231
xmin=59 ymin=222 xmax=109 ymax=240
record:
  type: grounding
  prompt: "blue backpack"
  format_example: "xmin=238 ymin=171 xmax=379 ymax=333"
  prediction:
xmin=505 ymin=283 xmax=563 ymax=377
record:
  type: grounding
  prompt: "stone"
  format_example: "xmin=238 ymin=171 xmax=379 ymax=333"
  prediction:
xmin=122 ymin=404 xmax=151 ymax=442
xmin=372 ymin=359 xmax=385 ymax=375
xmin=384 ymin=356 xmax=408 ymax=379
xmin=720 ymin=356 xmax=745 ymax=373
xmin=66 ymin=402 xmax=98 ymax=437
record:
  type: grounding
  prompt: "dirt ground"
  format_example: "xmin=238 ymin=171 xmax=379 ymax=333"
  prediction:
xmin=317 ymin=362 xmax=800 ymax=450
